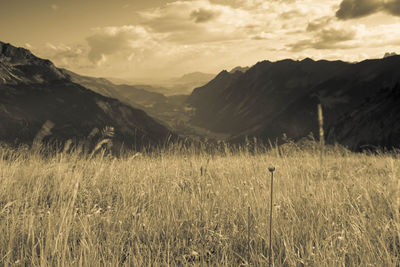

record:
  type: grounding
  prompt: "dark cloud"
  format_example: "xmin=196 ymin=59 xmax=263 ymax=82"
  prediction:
xmin=288 ymin=27 xmax=357 ymax=51
xmin=190 ymin=8 xmax=220 ymax=23
xmin=336 ymin=0 xmax=381 ymax=19
xmin=336 ymin=0 xmax=400 ymax=19
xmin=385 ymin=0 xmax=400 ymax=15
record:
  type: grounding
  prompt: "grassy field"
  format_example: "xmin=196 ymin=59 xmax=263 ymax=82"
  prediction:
xmin=0 ymin=143 xmax=399 ymax=266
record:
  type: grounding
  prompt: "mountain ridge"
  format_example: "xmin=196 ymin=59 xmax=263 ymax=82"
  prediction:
xmin=189 ymin=55 xmax=400 ymax=149
xmin=0 ymin=41 xmax=174 ymax=150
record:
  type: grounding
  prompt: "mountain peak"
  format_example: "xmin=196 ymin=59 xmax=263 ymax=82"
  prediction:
xmin=0 ymin=40 xmax=173 ymax=148
xmin=230 ymin=66 xmax=249 ymax=73
xmin=178 ymin=71 xmax=215 ymax=81
xmin=0 ymin=41 xmax=36 ymax=64
xmin=0 ymin=40 xmax=66 ymax=84
xmin=301 ymin=57 xmax=314 ymax=63
xmin=383 ymin=52 xmax=397 ymax=58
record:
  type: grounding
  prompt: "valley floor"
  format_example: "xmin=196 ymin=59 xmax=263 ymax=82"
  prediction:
xmin=0 ymin=145 xmax=399 ymax=266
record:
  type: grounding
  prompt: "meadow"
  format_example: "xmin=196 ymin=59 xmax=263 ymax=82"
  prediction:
xmin=0 ymin=142 xmax=399 ymax=266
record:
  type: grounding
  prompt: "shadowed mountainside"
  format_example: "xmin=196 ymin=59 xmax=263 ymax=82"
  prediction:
xmin=189 ymin=56 xmax=400 ymax=149
xmin=327 ymin=83 xmax=400 ymax=150
xmin=0 ymin=41 xmax=173 ymax=149
xmin=189 ymin=58 xmax=349 ymax=134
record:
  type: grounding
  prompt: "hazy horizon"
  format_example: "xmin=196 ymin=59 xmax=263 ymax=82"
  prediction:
xmin=1 ymin=0 xmax=400 ymax=80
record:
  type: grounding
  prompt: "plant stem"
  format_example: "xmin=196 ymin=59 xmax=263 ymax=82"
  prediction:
xmin=248 ymin=205 xmax=251 ymax=265
xmin=269 ymin=169 xmax=274 ymax=267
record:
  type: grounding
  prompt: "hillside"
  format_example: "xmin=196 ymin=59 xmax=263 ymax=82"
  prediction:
xmin=257 ymin=56 xmax=400 ymax=148
xmin=327 ymin=83 xmax=400 ymax=150
xmin=61 ymin=69 xmax=167 ymax=109
xmin=187 ymin=70 xmax=244 ymax=128
xmin=0 ymin=41 xmax=173 ymax=149
xmin=188 ymin=56 xmax=400 ymax=149
xmin=189 ymin=58 xmax=349 ymax=134
xmin=60 ymin=69 xmax=191 ymax=131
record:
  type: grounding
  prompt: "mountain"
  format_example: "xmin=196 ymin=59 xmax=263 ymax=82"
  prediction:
xmin=154 ymin=72 xmax=216 ymax=95
xmin=61 ymin=69 xmax=168 ymax=109
xmin=187 ymin=70 xmax=244 ymax=128
xmin=384 ymin=52 xmax=397 ymax=58
xmin=59 ymin=70 xmax=190 ymax=131
xmin=105 ymin=77 xmax=131 ymax=85
xmin=130 ymin=84 xmax=172 ymax=96
xmin=257 ymin=56 xmax=400 ymax=145
xmin=327 ymin=83 xmax=400 ymax=150
xmin=230 ymin=66 xmax=249 ymax=73
xmin=112 ymin=72 xmax=216 ymax=96
xmin=188 ymin=56 xmax=400 ymax=149
xmin=0 ymin=41 xmax=173 ymax=149
xmin=60 ymin=69 xmax=121 ymax=99
xmin=189 ymin=58 xmax=349 ymax=134
xmin=172 ymin=72 xmax=215 ymax=85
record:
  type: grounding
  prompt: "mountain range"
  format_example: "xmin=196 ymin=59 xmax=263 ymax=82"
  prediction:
xmin=1 ymin=40 xmax=399 ymax=151
xmin=0 ymin=41 xmax=173 ymax=149
xmin=60 ymin=69 xmax=192 ymax=130
xmin=188 ymin=56 xmax=400 ymax=150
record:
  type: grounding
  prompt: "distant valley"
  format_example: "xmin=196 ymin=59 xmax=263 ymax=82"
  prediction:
xmin=106 ymin=72 xmax=216 ymax=96
xmin=1 ymin=40 xmax=399 ymax=151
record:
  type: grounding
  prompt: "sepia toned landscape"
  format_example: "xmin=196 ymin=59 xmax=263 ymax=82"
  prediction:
xmin=1 ymin=0 xmax=400 ymax=266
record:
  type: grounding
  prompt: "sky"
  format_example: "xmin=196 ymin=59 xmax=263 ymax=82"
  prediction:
xmin=1 ymin=0 xmax=400 ymax=80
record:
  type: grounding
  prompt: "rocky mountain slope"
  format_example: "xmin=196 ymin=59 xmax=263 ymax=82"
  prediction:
xmin=187 ymin=70 xmax=244 ymax=128
xmin=188 ymin=56 xmax=400 ymax=149
xmin=0 ymin=41 xmax=173 ymax=149
xmin=327 ymin=83 xmax=400 ymax=150
xmin=189 ymin=58 xmax=349 ymax=134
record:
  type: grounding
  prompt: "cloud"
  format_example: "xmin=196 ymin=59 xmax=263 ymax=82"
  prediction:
xmin=318 ymin=27 xmax=357 ymax=43
xmin=306 ymin=16 xmax=333 ymax=32
xmin=137 ymin=0 xmax=265 ymax=43
xmin=279 ymin=9 xmax=305 ymax=20
xmin=139 ymin=1 xmax=201 ymax=33
xmin=354 ymin=22 xmax=400 ymax=47
xmin=30 ymin=43 xmax=91 ymax=70
xmin=288 ymin=25 xmax=358 ymax=51
xmin=36 ymin=0 xmax=400 ymax=80
xmin=252 ymin=32 xmax=277 ymax=40
xmin=385 ymin=0 xmax=400 ymax=15
xmin=190 ymin=8 xmax=220 ymax=23
xmin=336 ymin=0 xmax=400 ymax=19
xmin=66 ymin=0 xmax=282 ymax=78
xmin=86 ymin=26 xmax=154 ymax=64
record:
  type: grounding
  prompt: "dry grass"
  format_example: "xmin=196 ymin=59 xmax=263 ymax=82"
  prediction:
xmin=0 ymin=144 xmax=399 ymax=266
